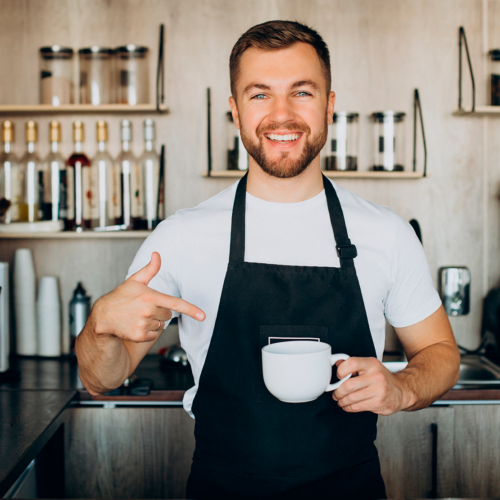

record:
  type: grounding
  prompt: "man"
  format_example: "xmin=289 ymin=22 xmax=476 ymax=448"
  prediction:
xmin=76 ymin=20 xmax=460 ymax=500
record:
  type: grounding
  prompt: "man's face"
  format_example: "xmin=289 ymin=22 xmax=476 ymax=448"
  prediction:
xmin=229 ymin=42 xmax=335 ymax=179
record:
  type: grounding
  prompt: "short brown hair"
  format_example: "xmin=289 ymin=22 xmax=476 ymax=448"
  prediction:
xmin=229 ymin=20 xmax=331 ymax=97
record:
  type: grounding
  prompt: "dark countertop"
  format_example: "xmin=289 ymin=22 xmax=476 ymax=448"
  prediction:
xmin=0 ymin=390 xmax=77 ymax=497
xmin=0 ymin=355 xmax=194 ymax=397
xmin=1 ymin=354 xmax=499 ymax=401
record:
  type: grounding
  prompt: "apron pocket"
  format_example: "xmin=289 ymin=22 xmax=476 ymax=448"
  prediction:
xmin=256 ymin=325 xmax=329 ymax=403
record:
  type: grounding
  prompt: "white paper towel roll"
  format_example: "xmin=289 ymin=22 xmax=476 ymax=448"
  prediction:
xmin=37 ymin=276 xmax=61 ymax=357
xmin=14 ymin=248 xmax=37 ymax=356
xmin=0 ymin=262 xmax=10 ymax=372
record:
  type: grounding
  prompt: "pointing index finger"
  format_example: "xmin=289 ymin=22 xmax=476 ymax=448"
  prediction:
xmin=150 ymin=289 xmax=205 ymax=321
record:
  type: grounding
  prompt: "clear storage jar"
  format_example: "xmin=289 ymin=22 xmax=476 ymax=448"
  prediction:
xmin=39 ymin=46 xmax=74 ymax=106
xmin=79 ymin=47 xmax=115 ymax=105
xmin=371 ymin=111 xmax=406 ymax=172
xmin=323 ymin=112 xmax=359 ymax=171
xmin=226 ymin=112 xmax=248 ymax=171
xmin=116 ymin=45 xmax=149 ymax=105
xmin=489 ymin=50 xmax=500 ymax=106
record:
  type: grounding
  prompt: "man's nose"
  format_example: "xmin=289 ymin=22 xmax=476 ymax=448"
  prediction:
xmin=268 ymin=95 xmax=295 ymax=125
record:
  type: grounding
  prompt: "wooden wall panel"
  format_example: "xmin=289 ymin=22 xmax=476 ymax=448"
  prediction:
xmin=0 ymin=0 xmax=494 ymax=351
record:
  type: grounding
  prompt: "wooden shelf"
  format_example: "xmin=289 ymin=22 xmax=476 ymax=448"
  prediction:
xmin=454 ymin=106 xmax=500 ymax=116
xmin=0 ymin=104 xmax=168 ymax=114
xmin=204 ymin=170 xmax=428 ymax=179
xmin=0 ymin=230 xmax=152 ymax=239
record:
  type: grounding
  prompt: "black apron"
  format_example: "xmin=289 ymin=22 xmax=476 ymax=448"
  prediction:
xmin=187 ymin=173 xmax=386 ymax=500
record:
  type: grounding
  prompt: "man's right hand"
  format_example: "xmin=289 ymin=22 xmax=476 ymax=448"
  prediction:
xmin=76 ymin=252 xmax=205 ymax=395
xmin=91 ymin=251 xmax=205 ymax=344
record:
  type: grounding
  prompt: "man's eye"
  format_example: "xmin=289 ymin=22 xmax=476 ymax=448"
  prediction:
xmin=296 ymin=91 xmax=311 ymax=97
xmin=252 ymin=94 xmax=266 ymax=99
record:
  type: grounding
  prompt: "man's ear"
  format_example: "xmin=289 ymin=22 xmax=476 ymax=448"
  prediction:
xmin=327 ymin=91 xmax=336 ymax=125
xmin=229 ymin=96 xmax=241 ymax=130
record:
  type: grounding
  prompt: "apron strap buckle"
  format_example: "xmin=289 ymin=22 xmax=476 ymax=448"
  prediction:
xmin=336 ymin=244 xmax=358 ymax=260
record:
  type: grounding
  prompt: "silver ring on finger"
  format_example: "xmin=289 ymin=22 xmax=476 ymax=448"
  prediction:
xmin=155 ymin=320 xmax=162 ymax=331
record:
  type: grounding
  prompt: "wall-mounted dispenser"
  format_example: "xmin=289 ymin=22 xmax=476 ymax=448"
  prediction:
xmin=439 ymin=267 xmax=470 ymax=316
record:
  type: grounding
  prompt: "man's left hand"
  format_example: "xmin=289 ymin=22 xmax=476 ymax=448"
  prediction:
xmin=333 ymin=357 xmax=410 ymax=416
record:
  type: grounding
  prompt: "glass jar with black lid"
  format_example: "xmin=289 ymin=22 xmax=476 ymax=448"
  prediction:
xmin=116 ymin=45 xmax=149 ymax=105
xmin=226 ymin=112 xmax=248 ymax=171
xmin=323 ymin=112 xmax=359 ymax=171
xmin=371 ymin=111 xmax=406 ymax=172
xmin=489 ymin=49 xmax=500 ymax=105
xmin=39 ymin=46 xmax=74 ymax=106
xmin=79 ymin=47 xmax=115 ymax=105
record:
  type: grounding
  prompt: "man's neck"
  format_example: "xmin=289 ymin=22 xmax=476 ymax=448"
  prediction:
xmin=246 ymin=156 xmax=324 ymax=203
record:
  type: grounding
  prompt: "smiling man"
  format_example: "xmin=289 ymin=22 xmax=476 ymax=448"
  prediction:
xmin=76 ymin=20 xmax=460 ymax=500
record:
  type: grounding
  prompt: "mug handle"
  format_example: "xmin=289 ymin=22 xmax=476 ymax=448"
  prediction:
xmin=325 ymin=353 xmax=351 ymax=392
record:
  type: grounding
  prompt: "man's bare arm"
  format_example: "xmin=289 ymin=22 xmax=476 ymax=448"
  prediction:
xmin=333 ymin=306 xmax=460 ymax=415
xmin=75 ymin=252 xmax=205 ymax=396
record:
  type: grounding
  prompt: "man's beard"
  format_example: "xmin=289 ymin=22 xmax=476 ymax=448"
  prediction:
xmin=239 ymin=115 xmax=328 ymax=179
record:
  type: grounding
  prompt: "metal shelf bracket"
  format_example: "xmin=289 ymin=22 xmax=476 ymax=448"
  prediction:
xmin=458 ymin=26 xmax=476 ymax=112
xmin=413 ymin=88 xmax=428 ymax=177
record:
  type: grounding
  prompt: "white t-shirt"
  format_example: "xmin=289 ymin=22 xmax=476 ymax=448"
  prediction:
xmin=126 ymin=179 xmax=441 ymax=416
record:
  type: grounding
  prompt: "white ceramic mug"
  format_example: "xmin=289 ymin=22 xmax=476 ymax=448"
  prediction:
xmin=262 ymin=341 xmax=352 ymax=403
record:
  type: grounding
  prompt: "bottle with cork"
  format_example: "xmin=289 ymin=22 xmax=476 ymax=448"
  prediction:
xmin=19 ymin=121 xmax=43 ymax=222
xmin=66 ymin=121 xmax=91 ymax=231
xmin=92 ymin=120 xmax=120 ymax=228
xmin=0 ymin=121 xmax=22 ymax=223
xmin=43 ymin=121 xmax=67 ymax=223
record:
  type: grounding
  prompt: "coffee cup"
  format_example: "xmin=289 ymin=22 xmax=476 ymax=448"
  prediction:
xmin=262 ymin=341 xmax=351 ymax=403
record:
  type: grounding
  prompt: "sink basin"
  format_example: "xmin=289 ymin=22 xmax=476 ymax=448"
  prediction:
xmin=383 ymin=355 xmax=500 ymax=388
xmin=457 ymin=355 xmax=500 ymax=384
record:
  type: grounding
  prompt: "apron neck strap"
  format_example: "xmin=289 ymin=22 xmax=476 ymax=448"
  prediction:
xmin=322 ymin=175 xmax=357 ymax=267
xmin=229 ymin=172 xmax=248 ymax=265
xmin=229 ymin=172 xmax=357 ymax=268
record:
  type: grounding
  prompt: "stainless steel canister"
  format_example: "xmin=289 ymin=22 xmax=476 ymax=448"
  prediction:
xmin=69 ymin=282 xmax=91 ymax=353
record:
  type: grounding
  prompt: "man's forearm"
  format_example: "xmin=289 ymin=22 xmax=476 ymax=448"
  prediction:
xmin=75 ymin=315 xmax=131 ymax=396
xmin=396 ymin=341 xmax=460 ymax=411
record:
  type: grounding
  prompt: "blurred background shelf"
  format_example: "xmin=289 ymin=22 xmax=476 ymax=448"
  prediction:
xmin=454 ymin=106 xmax=500 ymax=116
xmin=203 ymin=170 xmax=428 ymax=179
xmin=0 ymin=104 xmax=168 ymax=114
xmin=0 ymin=230 xmax=152 ymax=239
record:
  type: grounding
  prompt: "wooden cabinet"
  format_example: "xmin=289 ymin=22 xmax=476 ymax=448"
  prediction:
xmin=63 ymin=404 xmax=500 ymax=499
xmin=376 ymin=405 xmax=500 ymax=499
xmin=376 ymin=407 xmax=455 ymax=499
xmin=63 ymin=407 xmax=195 ymax=499
xmin=450 ymin=405 xmax=500 ymax=498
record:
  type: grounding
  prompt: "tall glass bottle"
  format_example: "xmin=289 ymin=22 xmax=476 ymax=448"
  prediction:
xmin=0 ymin=121 xmax=22 ymax=223
xmin=44 ymin=121 xmax=67 ymax=223
xmin=92 ymin=120 xmax=120 ymax=228
xmin=139 ymin=119 xmax=160 ymax=230
xmin=116 ymin=120 xmax=142 ymax=229
xmin=19 ymin=121 xmax=42 ymax=222
xmin=66 ymin=121 xmax=91 ymax=231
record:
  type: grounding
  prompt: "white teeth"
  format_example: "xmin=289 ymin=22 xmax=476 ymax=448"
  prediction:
xmin=267 ymin=133 xmax=300 ymax=142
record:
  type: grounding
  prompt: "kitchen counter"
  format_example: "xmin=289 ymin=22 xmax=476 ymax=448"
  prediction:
xmin=0 ymin=390 xmax=77 ymax=497
xmin=1 ymin=354 xmax=500 ymax=402
xmin=0 ymin=355 xmax=194 ymax=400
xmin=2 ymin=356 xmax=500 ymax=497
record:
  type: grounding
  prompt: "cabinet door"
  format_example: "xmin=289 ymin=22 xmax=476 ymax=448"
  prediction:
xmin=452 ymin=405 xmax=500 ymax=498
xmin=376 ymin=407 xmax=455 ymax=499
xmin=64 ymin=407 xmax=195 ymax=499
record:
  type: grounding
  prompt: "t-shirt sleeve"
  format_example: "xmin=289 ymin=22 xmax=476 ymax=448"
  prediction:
xmin=384 ymin=216 xmax=442 ymax=328
xmin=125 ymin=215 xmax=181 ymax=319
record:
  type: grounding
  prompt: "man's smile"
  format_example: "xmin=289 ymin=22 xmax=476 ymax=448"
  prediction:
xmin=263 ymin=131 xmax=304 ymax=148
